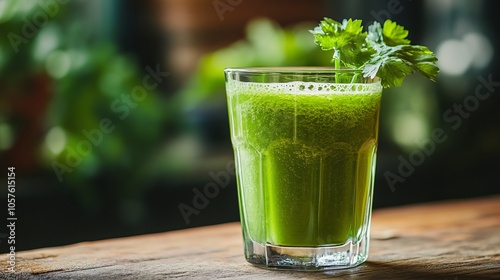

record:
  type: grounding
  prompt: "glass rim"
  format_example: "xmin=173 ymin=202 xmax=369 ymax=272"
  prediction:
xmin=224 ymin=67 xmax=364 ymax=75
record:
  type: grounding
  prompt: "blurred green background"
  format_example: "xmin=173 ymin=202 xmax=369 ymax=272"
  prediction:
xmin=0 ymin=0 xmax=498 ymax=251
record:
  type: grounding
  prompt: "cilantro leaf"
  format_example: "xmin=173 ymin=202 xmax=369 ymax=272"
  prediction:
xmin=366 ymin=21 xmax=384 ymax=47
xmin=382 ymin=20 xmax=410 ymax=46
xmin=363 ymin=45 xmax=438 ymax=87
xmin=310 ymin=18 xmax=374 ymax=69
xmin=364 ymin=21 xmax=439 ymax=88
xmin=310 ymin=18 xmax=342 ymax=51
xmin=310 ymin=17 xmax=439 ymax=88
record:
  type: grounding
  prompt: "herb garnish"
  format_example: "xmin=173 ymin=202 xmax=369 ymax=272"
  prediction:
xmin=310 ymin=18 xmax=439 ymax=88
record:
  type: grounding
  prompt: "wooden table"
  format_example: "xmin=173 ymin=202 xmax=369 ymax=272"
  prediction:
xmin=3 ymin=195 xmax=500 ymax=279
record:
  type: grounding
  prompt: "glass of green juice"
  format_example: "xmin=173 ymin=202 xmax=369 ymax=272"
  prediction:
xmin=225 ymin=67 xmax=382 ymax=270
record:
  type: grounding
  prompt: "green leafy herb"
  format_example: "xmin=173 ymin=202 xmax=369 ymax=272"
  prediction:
xmin=310 ymin=18 xmax=439 ymax=88
xmin=310 ymin=18 xmax=375 ymax=70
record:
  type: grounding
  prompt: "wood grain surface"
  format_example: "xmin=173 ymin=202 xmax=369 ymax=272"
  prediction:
xmin=2 ymin=195 xmax=499 ymax=279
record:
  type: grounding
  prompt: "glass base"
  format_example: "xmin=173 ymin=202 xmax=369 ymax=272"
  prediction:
xmin=244 ymin=236 xmax=369 ymax=271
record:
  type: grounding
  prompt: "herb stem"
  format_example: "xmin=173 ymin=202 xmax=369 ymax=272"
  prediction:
xmin=351 ymin=72 xmax=360 ymax=83
xmin=333 ymin=49 xmax=341 ymax=83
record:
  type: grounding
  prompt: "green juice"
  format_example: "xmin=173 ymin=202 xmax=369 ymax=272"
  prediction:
xmin=227 ymin=80 xmax=382 ymax=247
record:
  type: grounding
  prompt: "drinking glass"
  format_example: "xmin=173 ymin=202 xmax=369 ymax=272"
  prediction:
xmin=225 ymin=67 xmax=382 ymax=270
